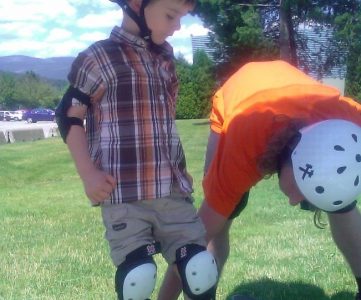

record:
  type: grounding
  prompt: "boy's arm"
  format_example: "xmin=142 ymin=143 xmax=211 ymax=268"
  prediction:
xmin=65 ymin=94 xmax=116 ymax=205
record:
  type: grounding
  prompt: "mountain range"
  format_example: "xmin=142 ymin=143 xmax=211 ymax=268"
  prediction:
xmin=0 ymin=55 xmax=75 ymax=81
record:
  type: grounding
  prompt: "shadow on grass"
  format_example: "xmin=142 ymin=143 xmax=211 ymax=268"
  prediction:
xmin=226 ymin=278 xmax=354 ymax=300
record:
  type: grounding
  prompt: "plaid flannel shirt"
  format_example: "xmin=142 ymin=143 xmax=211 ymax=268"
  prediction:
xmin=68 ymin=26 xmax=192 ymax=203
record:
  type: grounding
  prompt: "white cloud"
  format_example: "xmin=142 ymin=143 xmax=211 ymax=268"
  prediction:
xmin=0 ymin=0 xmax=76 ymax=22
xmin=79 ymin=32 xmax=109 ymax=42
xmin=0 ymin=37 xmax=88 ymax=58
xmin=46 ymin=29 xmax=73 ymax=42
xmin=38 ymin=40 xmax=88 ymax=57
xmin=172 ymin=45 xmax=193 ymax=63
xmin=0 ymin=0 xmax=208 ymax=61
xmin=77 ymin=9 xmax=123 ymax=29
xmin=172 ymin=23 xmax=209 ymax=40
xmin=0 ymin=39 xmax=46 ymax=56
xmin=69 ymin=0 xmax=110 ymax=7
xmin=174 ymin=44 xmax=190 ymax=51
xmin=0 ymin=22 xmax=47 ymax=39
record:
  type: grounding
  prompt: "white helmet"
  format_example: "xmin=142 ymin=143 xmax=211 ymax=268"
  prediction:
xmin=291 ymin=119 xmax=361 ymax=212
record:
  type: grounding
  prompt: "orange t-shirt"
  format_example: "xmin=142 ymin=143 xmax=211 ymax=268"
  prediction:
xmin=203 ymin=60 xmax=361 ymax=217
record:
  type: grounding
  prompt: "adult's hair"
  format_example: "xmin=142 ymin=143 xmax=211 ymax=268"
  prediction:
xmin=258 ymin=116 xmax=327 ymax=229
xmin=258 ymin=117 xmax=306 ymax=177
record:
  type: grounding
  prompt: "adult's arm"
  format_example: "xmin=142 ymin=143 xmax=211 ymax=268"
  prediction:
xmin=204 ymin=129 xmax=220 ymax=174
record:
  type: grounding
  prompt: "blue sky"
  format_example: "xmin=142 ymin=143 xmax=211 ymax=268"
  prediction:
xmin=0 ymin=0 xmax=209 ymax=62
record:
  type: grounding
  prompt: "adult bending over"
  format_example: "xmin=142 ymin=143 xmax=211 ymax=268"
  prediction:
xmin=159 ymin=60 xmax=361 ymax=300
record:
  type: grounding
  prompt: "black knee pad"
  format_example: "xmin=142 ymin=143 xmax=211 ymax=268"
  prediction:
xmin=115 ymin=243 xmax=160 ymax=300
xmin=176 ymin=244 xmax=218 ymax=300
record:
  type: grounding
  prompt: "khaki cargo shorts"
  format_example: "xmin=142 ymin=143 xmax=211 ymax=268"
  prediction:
xmin=101 ymin=191 xmax=206 ymax=267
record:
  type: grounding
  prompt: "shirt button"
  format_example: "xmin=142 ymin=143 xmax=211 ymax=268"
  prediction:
xmin=159 ymin=95 xmax=164 ymax=101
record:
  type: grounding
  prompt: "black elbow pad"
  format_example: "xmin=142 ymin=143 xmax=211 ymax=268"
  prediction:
xmin=55 ymin=86 xmax=91 ymax=143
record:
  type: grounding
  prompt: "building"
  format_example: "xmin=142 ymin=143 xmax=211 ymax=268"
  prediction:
xmin=191 ymin=35 xmax=216 ymax=61
xmin=191 ymin=29 xmax=347 ymax=95
xmin=297 ymin=25 xmax=347 ymax=95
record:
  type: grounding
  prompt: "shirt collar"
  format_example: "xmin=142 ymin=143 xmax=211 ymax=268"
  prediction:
xmin=109 ymin=26 xmax=174 ymax=58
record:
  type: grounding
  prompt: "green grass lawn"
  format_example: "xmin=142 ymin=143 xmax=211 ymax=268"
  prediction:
xmin=0 ymin=119 xmax=358 ymax=300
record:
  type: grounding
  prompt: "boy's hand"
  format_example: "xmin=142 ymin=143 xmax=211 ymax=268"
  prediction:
xmin=82 ymin=168 xmax=117 ymax=205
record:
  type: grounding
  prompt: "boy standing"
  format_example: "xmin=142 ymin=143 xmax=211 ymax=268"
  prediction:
xmin=56 ymin=0 xmax=218 ymax=299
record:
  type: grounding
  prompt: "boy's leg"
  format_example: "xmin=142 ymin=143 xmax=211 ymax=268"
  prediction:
xmin=155 ymin=194 xmax=218 ymax=300
xmin=101 ymin=202 xmax=158 ymax=300
xmin=158 ymin=264 xmax=183 ymax=300
xmin=327 ymin=207 xmax=361 ymax=296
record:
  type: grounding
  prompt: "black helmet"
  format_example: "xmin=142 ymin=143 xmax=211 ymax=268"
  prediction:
xmin=109 ymin=0 xmax=151 ymax=41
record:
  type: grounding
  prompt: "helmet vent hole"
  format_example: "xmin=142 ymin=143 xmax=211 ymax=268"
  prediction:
xmin=337 ymin=166 xmax=347 ymax=174
xmin=315 ymin=186 xmax=324 ymax=194
xmin=355 ymin=176 xmax=360 ymax=187
xmin=352 ymin=134 xmax=358 ymax=142
xmin=334 ymin=145 xmax=345 ymax=151
xmin=333 ymin=200 xmax=343 ymax=206
xmin=356 ymin=154 xmax=361 ymax=162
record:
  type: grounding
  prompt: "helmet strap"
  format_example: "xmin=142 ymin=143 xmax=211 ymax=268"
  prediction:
xmin=113 ymin=0 xmax=152 ymax=42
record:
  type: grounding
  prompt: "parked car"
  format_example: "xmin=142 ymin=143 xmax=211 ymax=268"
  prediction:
xmin=0 ymin=111 xmax=6 ymax=121
xmin=0 ymin=111 xmax=15 ymax=121
xmin=11 ymin=110 xmax=23 ymax=121
xmin=23 ymin=108 xmax=55 ymax=123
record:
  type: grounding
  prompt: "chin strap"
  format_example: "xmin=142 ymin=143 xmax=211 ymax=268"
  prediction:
xmin=110 ymin=0 xmax=152 ymax=41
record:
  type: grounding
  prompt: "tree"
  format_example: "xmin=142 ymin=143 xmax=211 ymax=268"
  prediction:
xmin=0 ymin=73 xmax=16 ymax=109
xmin=13 ymin=71 xmax=62 ymax=108
xmin=194 ymin=0 xmax=278 ymax=81
xmin=0 ymin=71 xmax=65 ymax=110
xmin=334 ymin=8 xmax=361 ymax=101
xmin=175 ymin=51 xmax=216 ymax=119
xmin=195 ymin=0 xmax=361 ymax=83
xmin=279 ymin=0 xmax=297 ymax=64
xmin=192 ymin=50 xmax=216 ymax=117
xmin=176 ymin=56 xmax=199 ymax=119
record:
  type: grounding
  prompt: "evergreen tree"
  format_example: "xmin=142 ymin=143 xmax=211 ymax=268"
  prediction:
xmin=0 ymin=73 xmax=16 ymax=109
xmin=0 ymin=71 xmax=65 ymax=109
xmin=194 ymin=0 xmax=361 ymax=86
xmin=176 ymin=55 xmax=199 ymax=119
xmin=175 ymin=51 xmax=216 ymax=119
xmin=334 ymin=8 xmax=361 ymax=101
xmin=192 ymin=50 xmax=216 ymax=117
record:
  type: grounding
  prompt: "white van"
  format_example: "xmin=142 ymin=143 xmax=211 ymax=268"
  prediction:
xmin=0 ymin=111 xmax=12 ymax=121
xmin=0 ymin=111 xmax=23 ymax=121
xmin=11 ymin=111 xmax=23 ymax=121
